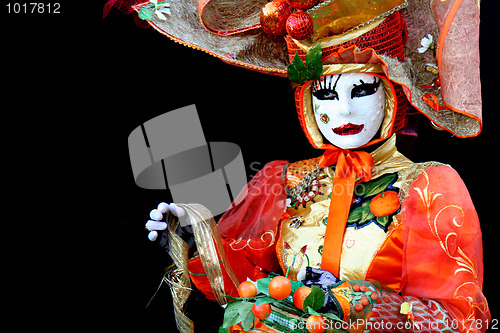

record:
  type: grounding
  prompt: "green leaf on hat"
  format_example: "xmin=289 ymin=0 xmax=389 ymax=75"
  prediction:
xmin=306 ymin=42 xmax=323 ymax=81
xmin=288 ymin=52 xmax=307 ymax=84
xmin=305 ymin=42 xmax=321 ymax=64
xmin=287 ymin=42 xmax=323 ymax=84
xmin=138 ymin=7 xmax=153 ymax=21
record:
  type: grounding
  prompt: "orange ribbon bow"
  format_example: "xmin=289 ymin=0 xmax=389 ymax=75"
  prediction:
xmin=318 ymin=148 xmax=374 ymax=277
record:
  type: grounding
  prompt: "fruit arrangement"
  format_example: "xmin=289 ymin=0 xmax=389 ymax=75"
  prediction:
xmin=220 ymin=274 xmax=344 ymax=333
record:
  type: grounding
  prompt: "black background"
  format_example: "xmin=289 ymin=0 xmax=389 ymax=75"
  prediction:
xmin=3 ymin=1 xmax=499 ymax=331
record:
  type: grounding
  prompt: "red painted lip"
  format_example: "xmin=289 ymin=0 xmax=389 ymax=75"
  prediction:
xmin=332 ymin=123 xmax=364 ymax=136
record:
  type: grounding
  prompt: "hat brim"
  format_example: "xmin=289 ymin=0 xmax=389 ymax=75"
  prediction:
xmin=134 ymin=0 xmax=482 ymax=138
xmin=133 ymin=1 xmax=289 ymax=77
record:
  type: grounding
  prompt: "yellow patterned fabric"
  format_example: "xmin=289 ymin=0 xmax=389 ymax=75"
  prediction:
xmin=278 ymin=135 xmax=413 ymax=281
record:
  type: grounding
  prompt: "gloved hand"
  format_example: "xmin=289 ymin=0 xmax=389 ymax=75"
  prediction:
xmin=297 ymin=266 xmax=341 ymax=316
xmin=145 ymin=202 xmax=196 ymax=256
xmin=145 ymin=202 xmax=187 ymax=241
xmin=297 ymin=266 xmax=339 ymax=289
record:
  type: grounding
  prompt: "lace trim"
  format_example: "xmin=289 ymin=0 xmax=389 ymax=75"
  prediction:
xmin=397 ymin=161 xmax=445 ymax=202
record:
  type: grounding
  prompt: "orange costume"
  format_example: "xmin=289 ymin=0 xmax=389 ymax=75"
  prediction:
xmin=105 ymin=0 xmax=490 ymax=331
xmin=189 ymin=140 xmax=489 ymax=332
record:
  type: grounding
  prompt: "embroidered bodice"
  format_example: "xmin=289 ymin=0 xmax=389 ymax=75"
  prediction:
xmin=277 ymin=135 xmax=414 ymax=283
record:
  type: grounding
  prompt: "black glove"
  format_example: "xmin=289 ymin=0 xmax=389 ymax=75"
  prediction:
xmin=300 ymin=267 xmax=341 ymax=316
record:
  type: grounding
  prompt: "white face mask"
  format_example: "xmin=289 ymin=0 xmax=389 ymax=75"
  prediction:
xmin=312 ymin=73 xmax=385 ymax=149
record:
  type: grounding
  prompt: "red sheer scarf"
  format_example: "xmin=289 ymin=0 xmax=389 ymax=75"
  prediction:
xmin=217 ymin=160 xmax=288 ymax=273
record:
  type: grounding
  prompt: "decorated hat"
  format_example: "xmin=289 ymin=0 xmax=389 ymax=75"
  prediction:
xmin=108 ymin=0 xmax=482 ymax=137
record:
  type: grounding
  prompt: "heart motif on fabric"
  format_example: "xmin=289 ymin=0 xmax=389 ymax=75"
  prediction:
xmin=345 ymin=239 xmax=355 ymax=248
xmin=456 ymin=27 xmax=468 ymax=38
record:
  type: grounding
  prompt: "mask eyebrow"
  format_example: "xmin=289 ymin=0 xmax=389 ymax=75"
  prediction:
xmin=313 ymin=74 xmax=342 ymax=92
xmin=331 ymin=74 xmax=342 ymax=91
xmin=352 ymin=76 xmax=380 ymax=89
xmin=350 ymin=76 xmax=381 ymax=98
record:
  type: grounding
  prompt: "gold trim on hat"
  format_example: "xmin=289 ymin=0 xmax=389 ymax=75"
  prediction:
xmin=291 ymin=18 xmax=385 ymax=54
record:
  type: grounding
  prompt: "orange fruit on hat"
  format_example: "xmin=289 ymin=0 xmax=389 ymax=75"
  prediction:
xmin=286 ymin=10 xmax=314 ymax=40
xmin=293 ymin=286 xmax=311 ymax=311
xmin=369 ymin=191 xmax=400 ymax=217
xmin=237 ymin=281 xmax=257 ymax=298
xmin=260 ymin=0 xmax=293 ymax=36
xmin=269 ymin=276 xmax=292 ymax=300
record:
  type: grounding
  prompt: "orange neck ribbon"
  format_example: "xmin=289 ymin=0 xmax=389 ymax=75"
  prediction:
xmin=318 ymin=148 xmax=373 ymax=277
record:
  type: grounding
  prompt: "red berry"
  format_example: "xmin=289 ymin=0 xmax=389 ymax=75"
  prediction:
xmin=287 ymin=0 xmax=319 ymax=10
xmin=355 ymin=303 xmax=364 ymax=311
xmin=286 ymin=10 xmax=314 ymax=40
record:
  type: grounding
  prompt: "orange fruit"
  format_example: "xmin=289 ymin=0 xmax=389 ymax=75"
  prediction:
xmin=306 ymin=315 xmax=326 ymax=333
xmin=252 ymin=302 xmax=272 ymax=320
xmin=369 ymin=191 xmax=400 ymax=217
xmin=293 ymin=286 xmax=311 ymax=311
xmin=268 ymin=276 xmax=292 ymax=300
xmin=237 ymin=281 xmax=257 ymax=298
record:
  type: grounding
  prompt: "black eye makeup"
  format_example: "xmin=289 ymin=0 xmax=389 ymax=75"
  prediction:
xmin=351 ymin=77 xmax=381 ymax=99
xmin=312 ymin=74 xmax=342 ymax=100
xmin=312 ymin=75 xmax=382 ymax=101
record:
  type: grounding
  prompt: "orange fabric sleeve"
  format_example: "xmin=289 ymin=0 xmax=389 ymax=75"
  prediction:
xmin=400 ymin=165 xmax=490 ymax=332
xmin=365 ymin=223 xmax=404 ymax=292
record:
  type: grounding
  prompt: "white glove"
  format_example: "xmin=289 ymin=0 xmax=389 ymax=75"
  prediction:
xmin=145 ymin=202 xmax=187 ymax=241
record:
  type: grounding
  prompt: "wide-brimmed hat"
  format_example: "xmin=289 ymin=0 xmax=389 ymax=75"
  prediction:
xmin=116 ymin=0 xmax=481 ymax=138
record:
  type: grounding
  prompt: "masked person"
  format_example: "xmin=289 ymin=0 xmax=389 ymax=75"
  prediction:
xmin=107 ymin=0 xmax=490 ymax=332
